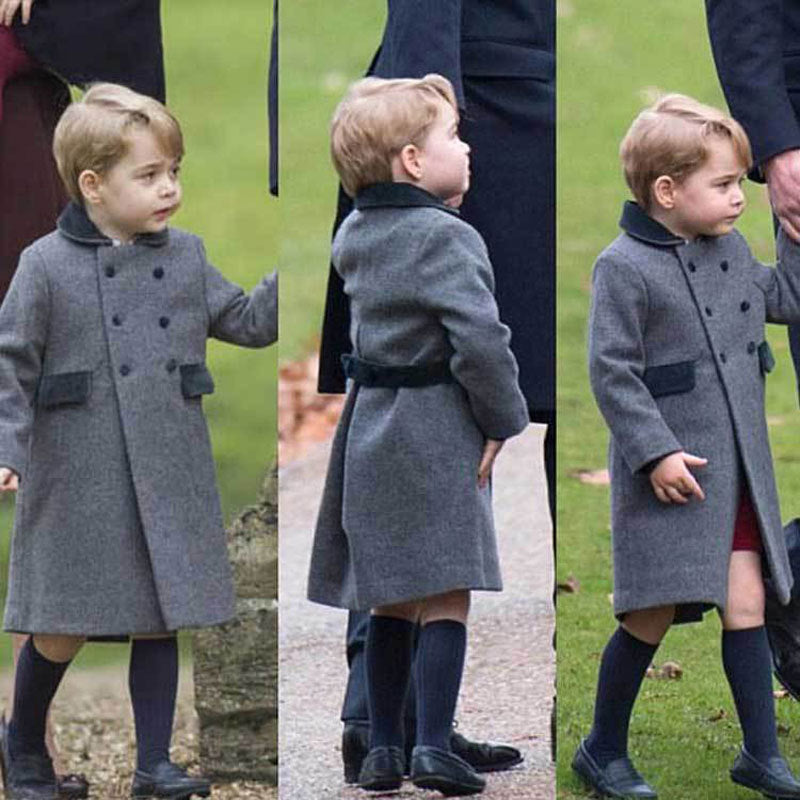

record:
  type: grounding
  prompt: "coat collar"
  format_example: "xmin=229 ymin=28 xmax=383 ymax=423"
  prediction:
xmin=355 ymin=182 xmax=460 ymax=217
xmin=57 ymin=201 xmax=169 ymax=247
xmin=619 ymin=201 xmax=685 ymax=247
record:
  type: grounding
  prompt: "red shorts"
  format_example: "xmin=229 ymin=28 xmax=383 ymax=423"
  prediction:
xmin=731 ymin=487 xmax=762 ymax=552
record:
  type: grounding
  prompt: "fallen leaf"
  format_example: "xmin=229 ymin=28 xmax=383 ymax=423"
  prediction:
xmin=568 ymin=468 xmax=610 ymax=486
xmin=708 ymin=708 xmax=726 ymax=722
xmin=779 ymin=723 xmax=791 ymax=735
xmin=775 ymin=689 xmax=789 ymax=700
xmin=557 ymin=575 xmax=580 ymax=594
xmin=646 ymin=661 xmax=683 ymax=680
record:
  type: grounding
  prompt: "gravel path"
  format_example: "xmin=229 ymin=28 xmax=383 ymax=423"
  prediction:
xmin=0 ymin=664 xmax=276 ymax=800
xmin=278 ymin=424 xmax=555 ymax=799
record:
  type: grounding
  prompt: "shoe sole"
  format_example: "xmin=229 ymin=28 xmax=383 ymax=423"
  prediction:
xmin=412 ymin=773 xmax=485 ymax=796
xmin=731 ymin=771 xmax=800 ymax=800
xmin=357 ymin=778 xmax=402 ymax=792
xmin=131 ymin=791 xmax=211 ymax=800
xmin=572 ymin=763 xmax=656 ymax=800
xmin=471 ymin=754 xmax=524 ymax=773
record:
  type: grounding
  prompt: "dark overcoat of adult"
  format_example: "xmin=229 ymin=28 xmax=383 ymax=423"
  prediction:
xmin=318 ymin=0 xmax=555 ymax=414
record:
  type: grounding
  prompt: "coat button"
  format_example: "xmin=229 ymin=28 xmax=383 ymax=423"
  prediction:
xmin=705 ymin=306 xmax=713 ymax=316
xmin=112 ymin=314 xmax=122 ymax=326
xmin=688 ymin=261 xmax=696 ymax=272
xmin=159 ymin=316 xmax=170 ymax=329
xmin=153 ymin=267 xmax=164 ymax=280
xmin=747 ymin=341 xmax=756 ymax=354
xmin=720 ymin=352 xmax=727 ymax=364
xmin=120 ymin=364 xmax=130 ymax=376
xmin=720 ymin=260 xmax=729 ymax=272
xmin=105 ymin=266 xmax=115 ymax=278
xmin=166 ymin=359 xmax=177 ymax=373
xmin=741 ymin=301 xmax=750 ymax=312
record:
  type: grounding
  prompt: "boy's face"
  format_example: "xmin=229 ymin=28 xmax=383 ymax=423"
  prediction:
xmin=416 ymin=101 xmax=471 ymax=201
xmin=667 ymin=137 xmax=746 ymax=239
xmin=89 ymin=128 xmax=182 ymax=243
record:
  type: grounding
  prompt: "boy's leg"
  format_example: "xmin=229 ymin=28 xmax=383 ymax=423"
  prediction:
xmin=583 ymin=605 xmax=674 ymax=767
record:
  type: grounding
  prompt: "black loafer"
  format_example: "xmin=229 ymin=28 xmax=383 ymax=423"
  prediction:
xmin=450 ymin=731 xmax=523 ymax=773
xmin=357 ymin=746 xmax=404 ymax=792
xmin=57 ymin=772 xmax=90 ymax=799
xmin=342 ymin=721 xmax=370 ymax=784
xmin=571 ymin=739 xmax=657 ymax=799
xmin=130 ymin=761 xmax=211 ymax=799
xmin=730 ymin=748 xmax=800 ymax=798
xmin=410 ymin=745 xmax=486 ymax=796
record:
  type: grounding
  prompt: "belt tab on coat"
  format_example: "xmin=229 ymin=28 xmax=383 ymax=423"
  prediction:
xmin=341 ymin=354 xmax=454 ymax=388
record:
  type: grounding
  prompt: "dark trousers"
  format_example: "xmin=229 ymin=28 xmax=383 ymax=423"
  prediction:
xmin=341 ymin=413 xmax=556 ymax=724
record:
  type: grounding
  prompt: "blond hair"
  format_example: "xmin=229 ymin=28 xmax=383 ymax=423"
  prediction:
xmin=53 ymin=83 xmax=184 ymax=204
xmin=620 ymin=93 xmax=752 ymax=210
xmin=330 ymin=74 xmax=458 ymax=197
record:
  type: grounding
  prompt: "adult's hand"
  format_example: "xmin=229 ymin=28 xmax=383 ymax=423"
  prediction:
xmin=765 ymin=149 xmax=800 ymax=242
xmin=0 ymin=0 xmax=33 ymax=26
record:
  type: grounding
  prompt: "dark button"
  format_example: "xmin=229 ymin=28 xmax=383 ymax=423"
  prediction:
xmin=166 ymin=359 xmax=177 ymax=373
xmin=159 ymin=316 xmax=170 ymax=329
xmin=688 ymin=261 xmax=696 ymax=273
xmin=112 ymin=315 xmax=122 ymax=327
xmin=720 ymin=352 xmax=727 ymax=364
xmin=747 ymin=341 xmax=756 ymax=354
xmin=741 ymin=301 xmax=750 ymax=312
xmin=705 ymin=306 xmax=713 ymax=317
xmin=153 ymin=267 xmax=164 ymax=280
xmin=120 ymin=364 xmax=130 ymax=376
xmin=105 ymin=266 xmax=115 ymax=278
xmin=720 ymin=260 xmax=729 ymax=272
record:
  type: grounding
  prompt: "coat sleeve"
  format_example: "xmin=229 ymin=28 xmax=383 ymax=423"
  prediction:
xmin=0 ymin=248 xmax=50 ymax=479
xmin=197 ymin=238 xmax=278 ymax=348
xmin=414 ymin=221 xmax=528 ymax=440
xmin=706 ymin=0 xmax=800 ymax=171
xmin=761 ymin=228 xmax=800 ymax=323
xmin=588 ymin=252 xmax=682 ymax=474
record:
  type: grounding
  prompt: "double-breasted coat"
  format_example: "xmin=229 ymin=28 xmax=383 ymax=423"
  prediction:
xmin=307 ymin=183 xmax=529 ymax=611
xmin=0 ymin=202 xmax=277 ymax=635
xmin=589 ymin=202 xmax=800 ymax=621
xmin=317 ymin=0 xmax=554 ymax=412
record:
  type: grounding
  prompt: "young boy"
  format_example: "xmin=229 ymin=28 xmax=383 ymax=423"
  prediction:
xmin=0 ymin=83 xmax=276 ymax=799
xmin=574 ymin=94 xmax=800 ymax=798
xmin=307 ymin=76 xmax=529 ymax=795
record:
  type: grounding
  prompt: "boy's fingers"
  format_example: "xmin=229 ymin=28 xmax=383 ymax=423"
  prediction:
xmin=652 ymin=484 xmax=670 ymax=504
xmin=682 ymin=453 xmax=708 ymax=467
xmin=665 ymin=485 xmax=688 ymax=504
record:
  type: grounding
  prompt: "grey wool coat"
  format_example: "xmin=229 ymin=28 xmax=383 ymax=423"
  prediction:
xmin=589 ymin=201 xmax=800 ymax=623
xmin=307 ymin=183 xmax=529 ymax=611
xmin=0 ymin=202 xmax=277 ymax=635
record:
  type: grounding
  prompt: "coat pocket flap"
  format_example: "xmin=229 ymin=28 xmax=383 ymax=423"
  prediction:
xmin=37 ymin=371 xmax=92 ymax=408
xmin=180 ymin=363 xmax=215 ymax=398
xmin=642 ymin=360 xmax=695 ymax=398
xmin=758 ymin=341 xmax=776 ymax=374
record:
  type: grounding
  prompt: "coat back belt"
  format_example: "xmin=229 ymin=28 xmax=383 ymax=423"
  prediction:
xmin=341 ymin=354 xmax=454 ymax=388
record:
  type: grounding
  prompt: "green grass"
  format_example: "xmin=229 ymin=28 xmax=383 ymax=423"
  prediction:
xmin=0 ymin=1 xmax=277 ymax=671
xmin=558 ymin=2 xmax=800 ymax=797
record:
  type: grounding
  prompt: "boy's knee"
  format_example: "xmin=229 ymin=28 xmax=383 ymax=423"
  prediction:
xmin=723 ymin=594 xmax=765 ymax=630
xmin=622 ymin=604 xmax=675 ymax=645
xmin=419 ymin=589 xmax=471 ymax=625
xmin=32 ymin=634 xmax=85 ymax=663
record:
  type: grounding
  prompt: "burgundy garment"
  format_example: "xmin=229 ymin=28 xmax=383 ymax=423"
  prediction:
xmin=0 ymin=26 xmax=34 ymax=123
xmin=0 ymin=70 xmax=69 ymax=299
xmin=732 ymin=486 xmax=763 ymax=552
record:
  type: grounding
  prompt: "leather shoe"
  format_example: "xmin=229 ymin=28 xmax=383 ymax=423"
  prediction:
xmin=357 ymin=746 xmax=404 ymax=792
xmin=451 ymin=731 xmax=522 ymax=773
xmin=1 ymin=716 xmax=58 ymax=800
xmin=410 ymin=745 xmax=486 ymax=796
xmin=730 ymin=748 xmax=800 ymax=798
xmin=57 ymin=773 xmax=90 ymax=799
xmin=342 ymin=721 xmax=369 ymax=784
xmin=571 ymin=739 xmax=657 ymax=799
xmin=130 ymin=761 xmax=211 ymax=799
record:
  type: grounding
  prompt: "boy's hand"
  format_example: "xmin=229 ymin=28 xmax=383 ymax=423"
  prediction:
xmin=649 ymin=451 xmax=707 ymax=504
xmin=0 ymin=0 xmax=34 ymax=26
xmin=0 ymin=467 xmax=18 ymax=492
xmin=478 ymin=439 xmax=504 ymax=488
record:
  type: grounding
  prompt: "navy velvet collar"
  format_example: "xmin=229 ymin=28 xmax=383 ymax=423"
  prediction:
xmin=57 ymin=201 xmax=169 ymax=247
xmin=619 ymin=201 xmax=685 ymax=247
xmin=355 ymin=183 xmax=461 ymax=217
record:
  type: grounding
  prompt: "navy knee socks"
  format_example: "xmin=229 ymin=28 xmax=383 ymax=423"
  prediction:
xmin=415 ymin=619 xmax=467 ymax=751
xmin=129 ymin=637 xmax=179 ymax=772
xmin=722 ymin=626 xmax=780 ymax=762
xmin=585 ymin=626 xmax=658 ymax=767
xmin=8 ymin=637 xmax=71 ymax=757
xmin=365 ymin=615 xmax=416 ymax=749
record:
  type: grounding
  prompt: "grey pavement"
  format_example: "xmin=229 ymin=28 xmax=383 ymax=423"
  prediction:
xmin=278 ymin=424 xmax=555 ymax=799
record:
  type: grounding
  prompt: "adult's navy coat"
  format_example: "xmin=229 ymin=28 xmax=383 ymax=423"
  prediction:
xmin=706 ymin=0 xmax=800 ymax=395
xmin=318 ymin=0 xmax=555 ymax=412
xmin=13 ymin=0 xmax=165 ymax=101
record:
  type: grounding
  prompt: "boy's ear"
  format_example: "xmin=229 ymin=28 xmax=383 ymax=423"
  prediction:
xmin=652 ymin=174 xmax=676 ymax=210
xmin=397 ymin=143 xmax=423 ymax=181
xmin=78 ymin=169 xmax=103 ymax=205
